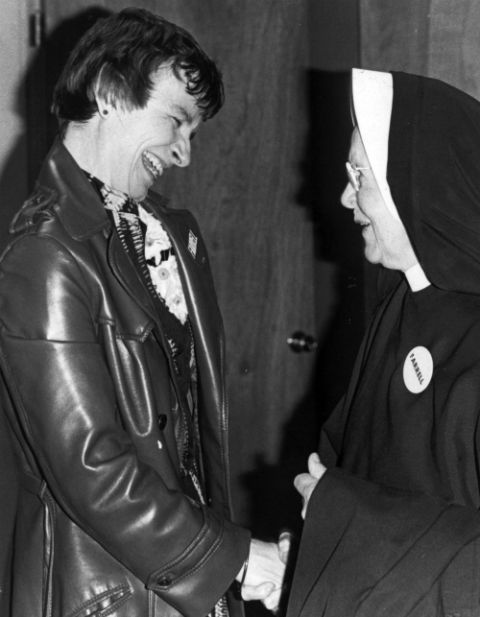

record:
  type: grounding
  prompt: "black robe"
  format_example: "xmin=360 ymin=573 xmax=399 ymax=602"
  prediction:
xmin=288 ymin=468 xmax=480 ymax=617
xmin=287 ymin=279 xmax=480 ymax=616
xmin=324 ymin=279 xmax=480 ymax=507
xmin=287 ymin=70 xmax=480 ymax=617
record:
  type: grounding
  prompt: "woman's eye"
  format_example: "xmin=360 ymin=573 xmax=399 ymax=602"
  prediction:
xmin=172 ymin=116 xmax=181 ymax=128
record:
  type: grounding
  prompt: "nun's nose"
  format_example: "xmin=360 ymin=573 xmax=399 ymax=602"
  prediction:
xmin=341 ymin=182 xmax=356 ymax=209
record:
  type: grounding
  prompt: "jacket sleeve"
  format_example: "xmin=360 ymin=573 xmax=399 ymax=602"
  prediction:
xmin=318 ymin=397 xmax=345 ymax=466
xmin=288 ymin=468 xmax=480 ymax=617
xmin=0 ymin=232 xmax=250 ymax=616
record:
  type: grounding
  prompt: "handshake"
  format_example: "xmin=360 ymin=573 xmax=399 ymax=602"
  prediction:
xmin=236 ymin=532 xmax=292 ymax=612
xmin=238 ymin=453 xmax=327 ymax=612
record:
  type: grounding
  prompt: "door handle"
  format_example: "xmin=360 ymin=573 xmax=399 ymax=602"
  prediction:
xmin=287 ymin=331 xmax=318 ymax=353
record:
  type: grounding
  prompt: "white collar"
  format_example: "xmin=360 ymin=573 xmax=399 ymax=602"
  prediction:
xmin=405 ymin=263 xmax=431 ymax=292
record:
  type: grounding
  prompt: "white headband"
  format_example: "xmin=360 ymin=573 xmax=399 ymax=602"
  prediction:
xmin=351 ymin=68 xmax=400 ymax=221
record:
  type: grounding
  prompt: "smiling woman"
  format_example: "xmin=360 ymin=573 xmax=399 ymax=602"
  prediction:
xmin=64 ymin=66 xmax=202 ymax=200
xmin=52 ymin=7 xmax=221 ymax=201
xmin=340 ymin=127 xmax=418 ymax=271
xmin=288 ymin=68 xmax=480 ymax=616
xmin=0 ymin=7 xmax=289 ymax=617
xmin=339 ymin=67 xmax=421 ymax=275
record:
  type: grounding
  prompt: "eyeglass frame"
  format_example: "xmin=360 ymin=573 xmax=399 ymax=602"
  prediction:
xmin=345 ymin=161 xmax=370 ymax=192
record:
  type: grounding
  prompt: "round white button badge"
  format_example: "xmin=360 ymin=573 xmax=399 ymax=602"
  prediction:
xmin=403 ymin=346 xmax=433 ymax=394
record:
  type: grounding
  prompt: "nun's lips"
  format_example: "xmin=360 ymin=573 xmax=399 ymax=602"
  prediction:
xmin=354 ymin=216 xmax=370 ymax=227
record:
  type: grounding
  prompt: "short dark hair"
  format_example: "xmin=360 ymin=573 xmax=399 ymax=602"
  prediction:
xmin=52 ymin=8 xmax=224 ymax=128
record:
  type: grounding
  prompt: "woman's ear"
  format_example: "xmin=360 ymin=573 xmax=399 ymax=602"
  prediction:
xmin=95 ymin=92 xmax=112 ymax=118
xmin=93 ymin=72 xmax=113 ymax=118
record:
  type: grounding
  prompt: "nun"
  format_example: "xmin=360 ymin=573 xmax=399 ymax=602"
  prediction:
xmin=288 ymin=69 xmax=480 ymax=617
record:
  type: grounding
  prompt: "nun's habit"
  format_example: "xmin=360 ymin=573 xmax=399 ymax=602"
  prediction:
xmin=287 ymin=70 xmax=480 ymax=617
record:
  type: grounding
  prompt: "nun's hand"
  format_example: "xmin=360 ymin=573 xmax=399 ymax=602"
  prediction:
xmin=294 ymin=453 xmax=326 ymax=519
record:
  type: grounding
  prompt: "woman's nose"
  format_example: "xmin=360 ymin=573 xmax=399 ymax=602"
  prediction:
xmin=171 ymin=137 xmax=191 ymax=167
xmin=340 ymin=182 xmax=356 ymax=209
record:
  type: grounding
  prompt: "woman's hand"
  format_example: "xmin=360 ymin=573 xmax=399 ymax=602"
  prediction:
xmin=239 ymin=538 xmax=286 ymax=611
xmin=294 ymin=452 xmax=327 ymax=519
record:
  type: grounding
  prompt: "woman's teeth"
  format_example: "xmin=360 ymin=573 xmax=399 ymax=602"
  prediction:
xmin=142 ymin=151 xmax=163 ymax=179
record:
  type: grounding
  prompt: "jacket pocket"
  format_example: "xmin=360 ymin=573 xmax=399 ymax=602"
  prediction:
xmin=66 ymin=584 xmax=132 ymax=617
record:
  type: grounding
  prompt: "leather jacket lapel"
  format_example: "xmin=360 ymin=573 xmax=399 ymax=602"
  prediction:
xmin=107 ymin=229 xmax=163 ymax=331
xmin=149 ymin=202 xmax=230 ymax=513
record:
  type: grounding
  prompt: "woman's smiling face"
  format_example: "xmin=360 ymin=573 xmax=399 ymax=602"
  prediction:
xmin=340 ymin=127 xmax=417 ymax=272
xmin=98 ymin=66 xmax=202 ymax=200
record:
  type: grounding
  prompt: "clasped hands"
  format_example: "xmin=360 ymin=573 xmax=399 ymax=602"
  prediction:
xmin=238 ymin=534 xmax=291 ymax=612
xmin=238 ymin=453 xmax=326 ymax=612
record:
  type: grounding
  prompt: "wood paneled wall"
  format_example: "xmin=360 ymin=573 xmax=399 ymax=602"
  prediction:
xmin=360 ymin=0 xmax=480 ymax=98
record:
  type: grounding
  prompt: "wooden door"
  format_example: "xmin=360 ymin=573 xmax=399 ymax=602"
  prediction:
xmin=30 ymin=0 xmax=321 ymax=539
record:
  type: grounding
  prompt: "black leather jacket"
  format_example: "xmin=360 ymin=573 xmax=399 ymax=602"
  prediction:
xmin=0 ymin=141 xmax=249 ymax=617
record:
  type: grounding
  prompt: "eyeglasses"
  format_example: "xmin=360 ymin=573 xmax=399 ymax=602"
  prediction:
xmin=345 ymin=161 xmax=369 ymax=192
